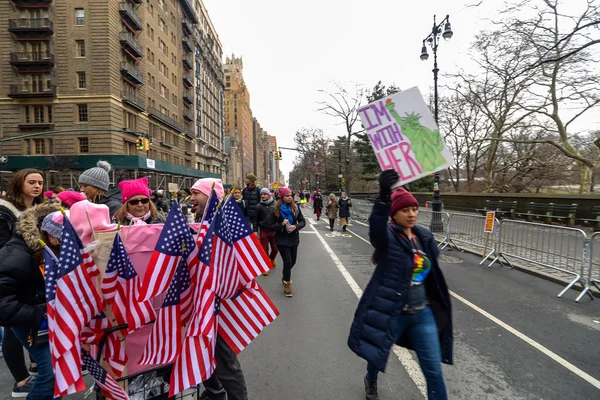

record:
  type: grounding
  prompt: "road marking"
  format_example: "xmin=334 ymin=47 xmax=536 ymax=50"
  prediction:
xmin=348 ymin=227 xmax=600 ymax=391
xmin=308 ymin=223 xmax=428 ymax=397
xmin=308 ymin=218 xmax=317 ymax=225
xmin=347 ymin=228 xmax=370 ymax=245
xmin=354 ymin=220 xmax=369 ymax=227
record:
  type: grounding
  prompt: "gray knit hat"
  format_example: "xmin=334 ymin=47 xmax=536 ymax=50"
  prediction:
xmin=41 ymin=211 xmax=64 ymax=239
xmin=260 ymin=188 xmax=271 ymax=195
xmin=79 ymin=160 xmax=111 ymax=191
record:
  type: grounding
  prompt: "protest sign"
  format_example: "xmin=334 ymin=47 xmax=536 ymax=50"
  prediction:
xmin=358 ymin=86 xmax=454 ymax=185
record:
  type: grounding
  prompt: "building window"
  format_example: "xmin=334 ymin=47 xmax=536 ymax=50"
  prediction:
xmin=76 ymin=40 xmax=85 ymax=57
xmin=34 ymin=139 xmax=45 ymax=154
xmin=78 ymin=104 xmax=88 ymax=122
xmin=78 ymin=137 xmax=89 ymax=153
xmin=77 ymin=71 xmax=86 ymax=89
xmin=75 ymin=8 xmax=85 ymax=26
xmin=226 ymin=82 xmax=230 ymax=87
xmin=24 ymin=105 xmax=52 ymax=124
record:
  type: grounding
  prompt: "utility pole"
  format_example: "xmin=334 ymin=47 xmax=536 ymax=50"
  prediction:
xmin=338 ymin=148 xmax=343 ymax=194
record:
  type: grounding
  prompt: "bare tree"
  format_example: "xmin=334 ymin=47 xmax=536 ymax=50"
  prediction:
xmin=317 ymin=81 xmax=366 ymax=194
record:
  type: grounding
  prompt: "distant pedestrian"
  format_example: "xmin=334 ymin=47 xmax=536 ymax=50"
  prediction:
xmin=232 ymin=187 xmax=249 ymax=219
xmin=44 ymin=186 xmax=65 ymax=205
xmin=78 ymin=161 xmax=122 ymax=217
xmin=313 ymin=190 xmax=323 ymax=221
xmin=242 ymin=174 xmax=261 ymax=232
xmin=256 ymin=188 xmax=278 ymax=276
xmin=348 ymin=169 xmax=453 ymax=400
xmin=326 ymin=193 xmax=338 ymax=231
xmin=114 ymin=178 xmax=165 ymax=225
xmin=267 ymin=187 xmax=306 ymax=297
xmin=151 ymin=190 xmax=169 ymax=214
xmin=338 ymin=191 xmax=352 ymax=232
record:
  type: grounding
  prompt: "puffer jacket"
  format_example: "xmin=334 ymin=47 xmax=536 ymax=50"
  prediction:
xmin=242 ymin=185 xmax=261 ymax=223
xmin=0 ymin=203 xmax=59 ymax=328
xmin=266 ymin=204 xmax=306 ymax=248
xmin=256 ymin=198 xmax=276 ymax=232
xmin=98 ymin=186 xmax=123 ymax=217
xmin=326 ymin=199 xmax=338 ymax=219
xmin=339 ymin=197 xmax=352 ymax=218
xmin=0 ymin=198 xmax=22 ymax=249
xmin=347 ymin=200 xmax=453 ymax=372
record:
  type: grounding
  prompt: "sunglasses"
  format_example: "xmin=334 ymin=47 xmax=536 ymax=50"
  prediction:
xmin=128 ymin=198 xmax=150 ymax=206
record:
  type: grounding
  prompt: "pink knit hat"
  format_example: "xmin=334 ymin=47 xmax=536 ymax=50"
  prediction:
xmin=70 ymin=200 xmax=118 ymax=244
xmin=44 ymin=190 xmax=54 ymax=200
xmin=278 ymin=187 xmax=292 ymax=197
xmin=191 ymin=178 xmax=224 ymax=200
xmin=57 ymin=191 xmax=86 ymax=208
xmin=119 ymin=177 xmax=150 ymax=203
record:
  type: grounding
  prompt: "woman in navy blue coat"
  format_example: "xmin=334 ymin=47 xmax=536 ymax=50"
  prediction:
xmin=348 ymin=170 xmax=453 ymax=400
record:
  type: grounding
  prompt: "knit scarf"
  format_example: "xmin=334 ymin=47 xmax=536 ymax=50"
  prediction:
xmin=126 ymin=211 xmax=151 ymax=225
xmin=280 ymin=203 xmax=294 ymax=223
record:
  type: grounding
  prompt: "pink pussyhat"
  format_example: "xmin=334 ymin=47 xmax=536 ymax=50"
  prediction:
xmin=44 ymin=190 xmax=53 ymax=200
xmin=191 ymin=178 xmax=224 ymax=200
xmin=119 ymin=177 xmax=151 ymax=203
xmin=278 ymin=187 xmax=292 ymax=197
xmin=69 ymin=200 xmax=118 ymax=244
xmin=57 ymin=191 xmax=86 ymax=208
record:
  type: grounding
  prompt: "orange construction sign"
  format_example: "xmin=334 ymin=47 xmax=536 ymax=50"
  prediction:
xmin=484 ymin=211 xmax=496 ymax=232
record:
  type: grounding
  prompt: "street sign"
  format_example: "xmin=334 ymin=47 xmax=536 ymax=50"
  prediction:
xmin=338 ymin=174 xmax=343 ymax=178
xmin=168 ymin=183 xmax=179 ymax=192
xmin=146 ymin=159 xmax=156 ymax=169
xmin=484 ymin=211 xmax=495 ymax=232
xmin=273 ymin=182 xmax=279 ymax=189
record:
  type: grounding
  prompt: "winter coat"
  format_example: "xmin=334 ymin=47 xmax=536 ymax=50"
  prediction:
xmin=236 ymin=199 xmax=249 ymax=219
xmin=338 ymin=197 xmax=352 ymax=218
xmin=326 ymin=199 xmax=338 ymax=219
xmin=98 ymin=186 xmax=123 ymax=217
xmin=153 ymin=197 xmax=169 ymax=213
xmin=256 ymin=198 xmax=276 ymax=232
xmin=313 ymin=194 xmax=323 ymax=212
xmin=242 ymin=186 xmax=261 ymax=223
xmin=347 ymin=200 xmax=453 ymax=373
xmin=0 ymin=203 xmax=59 ymax=328
xmin=0 ymin=199 xmax=22 ymax=249
xmin=117 ymin=213 xmax=165 ymax=226
xmin=266 ymin=204 xmax=306 ymax=248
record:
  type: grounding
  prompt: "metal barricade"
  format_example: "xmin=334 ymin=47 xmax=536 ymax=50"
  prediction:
xmin=489 ymin=219 xmax=591 ymax=300
xmin=417 ymin=210 xmax=452 ymax=249
xmin=445 ymin=213 xmax=499 ymax=264
xmin=578 ymin=232 xmax=600 ymax=302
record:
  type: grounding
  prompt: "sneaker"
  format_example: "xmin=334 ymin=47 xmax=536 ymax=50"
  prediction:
xmin=12 ymin=377 xmax=34 ymax=398
xmin=28 ymin=365 xmax=38 ymax=376
xmin=283 ymin=281 xmax=293 ymax=297
xmin=262 ymin=270 xmax=270 ymax=276
xmin=364 ymin=376 xmax=379 ymax=400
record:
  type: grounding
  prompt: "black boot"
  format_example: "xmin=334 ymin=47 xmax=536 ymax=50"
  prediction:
xmin=364 ymin=376 xmax=378 ymax=400
xmin=343 ymin=225 xmax=347 ymax=232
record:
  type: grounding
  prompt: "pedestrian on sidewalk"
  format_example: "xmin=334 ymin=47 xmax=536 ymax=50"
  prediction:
xmin=242 ymin=174 xmax=261 ymax=232
xmin=0 ymin=169 xmax=44 ymax=398
xmin=267 ymin=187 xmax=306 ymax=297
xmin=78 ymin=161 xmax=122 ymax=218
xmin=313 ymin=190 xmax=323 ymax=221
xmin=348 ymin=169 xmax=453 ymax=400
xmin=232 ymin=187 xmax=249 ymax=219
xmin=114 ymin=178 xmax=165 ymax=225
xmin=0 ymin=204 xmax=63 ymax=400
xmin=338 ymin=191 xmax=352 ymax=232
xmin=191 ymin=178 xmax=248 ymax=400
xmin=326 ymin=193 xmax=338 ymax=231
xmin=256 ymin=188 xmax=278 ymax=276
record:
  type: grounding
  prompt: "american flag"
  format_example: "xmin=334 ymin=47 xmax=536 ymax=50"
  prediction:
xmin=48 ymin=215 xmax=104 ymax=397
xmin=81 ymin=312 xmax=127 ymax=377
xmin=81 ymin=349 xmax=129 ymax=400
xmin=138 ymin=200 xmax=190 ymax=302
xmin=139 ymin=256 xmax=191 ymax=365
xmin=102 ymin=234 xmax=155 ymax=335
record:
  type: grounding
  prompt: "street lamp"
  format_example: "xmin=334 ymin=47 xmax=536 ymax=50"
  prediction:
xmin=420 ymin=14 xmax=453 ymax=233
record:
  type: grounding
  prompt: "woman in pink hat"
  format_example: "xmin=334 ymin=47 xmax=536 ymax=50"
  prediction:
xmin=113 ymin=177 xmax=165 ymax=225
xmin=56 ymin=191 xmax=85 ymax=209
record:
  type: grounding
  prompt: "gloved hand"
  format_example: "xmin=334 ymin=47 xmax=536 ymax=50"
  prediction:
xmin=378 ymin=169 xmax=399 ymax=203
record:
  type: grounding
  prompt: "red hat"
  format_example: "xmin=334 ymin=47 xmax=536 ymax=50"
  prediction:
xmin=44 ymin=190 xmax=54 ymax=200
xmin=278 ymin=187 xmax=292 ymax=197
xmin=118 ymin=177 xmax=150 ymax=203
xmin=390 ymin=188 xmax=419 ymax=216
xmin=57 ymin=191 xmax=86 ymax=207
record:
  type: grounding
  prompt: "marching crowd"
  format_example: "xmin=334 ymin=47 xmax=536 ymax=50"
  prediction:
xmin=0 ymin=161 xmax=452 ymax=400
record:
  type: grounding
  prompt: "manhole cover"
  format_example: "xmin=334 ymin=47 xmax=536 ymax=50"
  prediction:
xmin=439 ymin=254 xmax=463 ymax=264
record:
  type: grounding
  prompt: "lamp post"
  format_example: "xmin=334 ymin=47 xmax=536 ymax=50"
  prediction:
xmin=420 ymin=14 xmax=453 ymax=232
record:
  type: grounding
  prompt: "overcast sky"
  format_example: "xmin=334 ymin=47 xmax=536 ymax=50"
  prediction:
xmin=203 ymin=0 xmax=600 ymax=182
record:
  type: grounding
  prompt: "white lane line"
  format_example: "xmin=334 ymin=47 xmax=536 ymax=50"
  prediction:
xmin=450 ymin=291 xmax=600 ymax=390
xmin=354 ymin=220 xmax=369 ymax=227
xmin=347 ymin=228 xmax=600 ymax=390
xmin=308 ymin=222 xmax=428 ymax=397
xmin=308 ymin=218 xmax=317 ymax=225
xmin=347 ymin=228 xmax=370 ymax=245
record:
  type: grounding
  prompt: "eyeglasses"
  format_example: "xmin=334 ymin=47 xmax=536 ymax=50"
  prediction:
xmin=128 ymin=198 xmax=150 ymax=206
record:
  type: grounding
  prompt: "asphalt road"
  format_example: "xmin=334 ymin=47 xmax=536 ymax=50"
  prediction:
xmin=1 ymin=206 xmax=599 ymax=399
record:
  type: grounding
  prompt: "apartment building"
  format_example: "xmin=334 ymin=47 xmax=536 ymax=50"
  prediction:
xmin=0 ymin=0 xmax=220 ymax=190
xmin=252 ymin=117 xmax=268 ymax=185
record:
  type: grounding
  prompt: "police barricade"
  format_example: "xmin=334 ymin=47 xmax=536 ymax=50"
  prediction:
xmin=444 ymin=212 xmax=499 ymax=264
xmin=489 ymin=219 xmax=591 ymax=300
xmin=578 ymin=232 xmax=600 ymax=302
xmin=417 ymin=210 xmax=452 ymax=249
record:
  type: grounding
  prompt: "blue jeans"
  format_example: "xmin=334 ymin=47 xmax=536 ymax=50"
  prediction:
xmin=366 ymin=306 xmax=447 ymax=400
xmin=11 ymin=327 xmax=54 ymax=400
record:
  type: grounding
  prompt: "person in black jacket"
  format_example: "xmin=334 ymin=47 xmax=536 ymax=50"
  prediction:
xmin=241 ymin=174 xmax=261 ymax=232
xmin=78 ymin=160 xmax=123 ymax=218
xmin=338 ymin=191 xmax=352 ymax=232
xmin=232 ymin=187 xmax=249 ymax=219
xmin=266 ymin=187 xmax=306 ymax=297
xmin=348 ymin=170 xmax=452 ymax=400
xmin=256 ymin=188 xmax=278 ymax=276
xmin=0 ymin=169 xmax=45 ymax=397
xmin=313 ymin=190 xmax=323 ymax=221
xmin=0 ymin=203 xmax=62 ymax=400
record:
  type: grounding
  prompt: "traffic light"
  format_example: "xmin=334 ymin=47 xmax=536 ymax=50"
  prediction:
xmin=142 ymin=138 xmax=150 ymax=151
xmin=273 ymin=151 xmax=279 ymax=161
xmin=278 ymin=151 xmax=282 ymax=160
xmin=136 ymin=138 xmax=144 ymax=150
